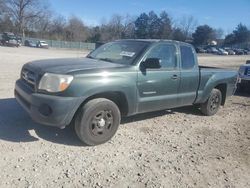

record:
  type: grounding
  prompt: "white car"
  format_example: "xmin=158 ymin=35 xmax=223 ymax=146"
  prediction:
xmin=36 ymin=41 xmax=49 ymax=49
xmin=218 ymin=48 xmax=228 ymax=55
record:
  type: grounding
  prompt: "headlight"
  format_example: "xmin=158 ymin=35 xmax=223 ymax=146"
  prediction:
xmin=38 ymin=73 xmax=73 ymax=92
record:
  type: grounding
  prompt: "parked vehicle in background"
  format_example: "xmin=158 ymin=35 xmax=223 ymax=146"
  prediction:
xmin=15 ymin=39 xmax=238 ymax=145
xmin=1 ymin=32 xmax=19 ymax=47
xmin=16 ymin=36 xmax=22 ymax=47
xmin=225 ymin=49 xmax=236 ymax=55
xmin=195 ymin=47 xmax=207 ymax=53
xmin=36 ymin=41 xmax=49 ymax=49
xmin=234 ymin=49 xmax=244 ymax=55
xmin=238 ymin=61 xmax=250 ymax=92
xmin=206 ymin=47 xmax=219 ymax=54
xmin=244 ymin=47 xmax=250 ymax=53
xmin=24 ymin=40 xmax=37 ymax=47
xmin=243 ymin=49 xmax=250 ymax=55
xmin=217 ymin=48 xmax=228 ymax=55
xmin=0 ymin=34 xmax=3 ymax=45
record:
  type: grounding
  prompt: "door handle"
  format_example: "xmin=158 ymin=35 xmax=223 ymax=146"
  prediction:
xmin=171 ymin=74 xmax=178 ymax=80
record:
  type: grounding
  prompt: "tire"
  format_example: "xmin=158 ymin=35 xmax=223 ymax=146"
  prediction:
xmin=75 ymin=98 xmax=121 ymax=146
xmin=200 ymin=88 xmax=222 ymax=116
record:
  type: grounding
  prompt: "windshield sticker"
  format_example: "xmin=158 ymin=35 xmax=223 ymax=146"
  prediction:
xmin=120 ymin=51 xmax=135 ymax=57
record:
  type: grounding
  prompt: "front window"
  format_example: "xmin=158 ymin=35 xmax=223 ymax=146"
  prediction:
xmin=87 ymin=41 xmax=150 ymax=65
xmin=144 ymin=43 xmax=177 ymax=69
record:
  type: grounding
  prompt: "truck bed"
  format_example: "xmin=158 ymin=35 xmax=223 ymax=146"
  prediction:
xmin=195 ymin=66 xmax=238 ymax=104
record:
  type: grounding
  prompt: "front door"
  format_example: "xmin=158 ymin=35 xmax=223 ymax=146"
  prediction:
xmin=137 ymin=42 xmax=180 ymax=113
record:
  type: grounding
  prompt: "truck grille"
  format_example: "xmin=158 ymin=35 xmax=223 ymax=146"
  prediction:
xmin=21 ymin=68 xmax=36 ymax=90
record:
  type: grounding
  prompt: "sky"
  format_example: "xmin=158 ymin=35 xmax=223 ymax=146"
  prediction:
xmin=49 ymin=0 xmax=250 ymax=35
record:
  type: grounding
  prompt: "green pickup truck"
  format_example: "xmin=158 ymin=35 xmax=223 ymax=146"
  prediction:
xmin=15 ymin=40 xmax=238 ymax=145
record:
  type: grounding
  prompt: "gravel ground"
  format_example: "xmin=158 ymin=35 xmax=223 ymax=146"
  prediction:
xmin=0 ymin=46 xmax=249 ymax=188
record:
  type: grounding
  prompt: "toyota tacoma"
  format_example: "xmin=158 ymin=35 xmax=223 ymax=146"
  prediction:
xmin=15 ymin=40 xmax=238 ymax=145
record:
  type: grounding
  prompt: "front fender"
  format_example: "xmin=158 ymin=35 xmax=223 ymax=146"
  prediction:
xmin=63 ymin=69 xmax=138 ymax=115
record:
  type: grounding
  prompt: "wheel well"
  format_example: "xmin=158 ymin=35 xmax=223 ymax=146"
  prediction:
xmin=215 ymin=84 xmax=227 ymax=105
xmin=79 ymin=92 xmax=129 ymax=116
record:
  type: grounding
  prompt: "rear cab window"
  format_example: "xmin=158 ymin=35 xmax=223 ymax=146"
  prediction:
xmin=180 ymin=45 xmax=196 ymax=69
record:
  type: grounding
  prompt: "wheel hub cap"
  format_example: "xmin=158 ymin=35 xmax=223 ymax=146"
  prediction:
xmin=98 ymin=118 xmax=106 ymax=128
xmin=90 ymin=110 xmax=114 ymax=136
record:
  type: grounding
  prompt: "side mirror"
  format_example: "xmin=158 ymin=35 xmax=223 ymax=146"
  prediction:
xmin=141 ymin=58 xmax=161 ymax=69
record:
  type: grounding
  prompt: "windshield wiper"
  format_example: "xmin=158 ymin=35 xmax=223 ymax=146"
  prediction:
xmin=98 ymin=58 xmax=114 ymax=63
xmin=87 ymin=56 xmax=113 ymax=63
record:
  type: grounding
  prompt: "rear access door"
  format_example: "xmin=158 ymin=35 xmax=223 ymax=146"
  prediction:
xmin=177 ymin=45 xmax=200 ymax=106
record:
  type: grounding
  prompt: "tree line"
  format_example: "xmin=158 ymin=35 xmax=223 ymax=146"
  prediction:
xmin=0 ymin=0 xmax=250 ymax=46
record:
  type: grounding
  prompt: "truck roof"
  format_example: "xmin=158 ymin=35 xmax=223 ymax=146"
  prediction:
xmin=116 ymin=39 xmax=192 ymax=46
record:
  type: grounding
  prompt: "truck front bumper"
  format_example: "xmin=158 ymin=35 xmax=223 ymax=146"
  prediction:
xmin=15 ymin=79 xmax=82 ymax=128
xmin=238 ymin=77 xmax=250 ymax=84
xmin=237 ymin=77 xmax=250 ymax=90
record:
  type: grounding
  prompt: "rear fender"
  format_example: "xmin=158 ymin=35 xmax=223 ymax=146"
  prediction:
xmin=196 ymin=74 xmax=227 ymax=104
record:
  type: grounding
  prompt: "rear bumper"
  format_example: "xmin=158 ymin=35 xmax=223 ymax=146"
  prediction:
xmin=15 ymin=79 xmax=82 ymax=128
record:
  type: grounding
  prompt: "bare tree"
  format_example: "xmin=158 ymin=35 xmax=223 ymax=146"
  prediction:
xmin=178 ymin=15 xmax=198 ymax=39
xmin=4 ymin=0 xmax=50 ymax=36
xmin=108 ymin=14 xmax=124 ymax=40
xmin=99 ymin=14 xmax=124 ymax=41
xmin=0 ymin=15 xmax=15 ymax=32
xmin=48 ymin=15 xmax=67 ymax=40
xmin=0 ymin=0 xmax=5 ymax=14
xmin=0 ymin=1 xmax=13 ymax=32
xmin=123 ymin=14 xmax=136 ymax=39
xmin=66 ymin=15 xmax=89 ymax=42
xmin=99 ymin=14 xmax=136 ymax=41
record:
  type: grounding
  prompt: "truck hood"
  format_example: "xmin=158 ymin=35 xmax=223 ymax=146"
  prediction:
xmin=24 ymin=58 xmax=127 ymax=74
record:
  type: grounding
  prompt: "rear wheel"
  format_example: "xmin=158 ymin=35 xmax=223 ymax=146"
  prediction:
xmin=200 ymin=88 xmax=222 ymax=116
xmin=75 ymin=98 xmax=121 ymax=146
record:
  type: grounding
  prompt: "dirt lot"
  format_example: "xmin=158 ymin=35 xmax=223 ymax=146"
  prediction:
xmin=0 ymin=46 xmax=249 ymax=188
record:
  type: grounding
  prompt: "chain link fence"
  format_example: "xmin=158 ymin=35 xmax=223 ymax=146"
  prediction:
xmin=22 ymin=37 xmax=96 ymax=50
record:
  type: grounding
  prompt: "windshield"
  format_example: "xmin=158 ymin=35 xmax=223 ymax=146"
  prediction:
xmin=87 ymin=41 xmax=150 ymax=65
xmin=7 ymin=35 xmax=16 ymax=40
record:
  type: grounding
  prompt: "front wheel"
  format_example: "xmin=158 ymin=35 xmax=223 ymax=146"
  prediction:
xmin=75 ymin=98 xmax=121 ymax=146
xmin=200 ymin=88 xmax=222 ymax=116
